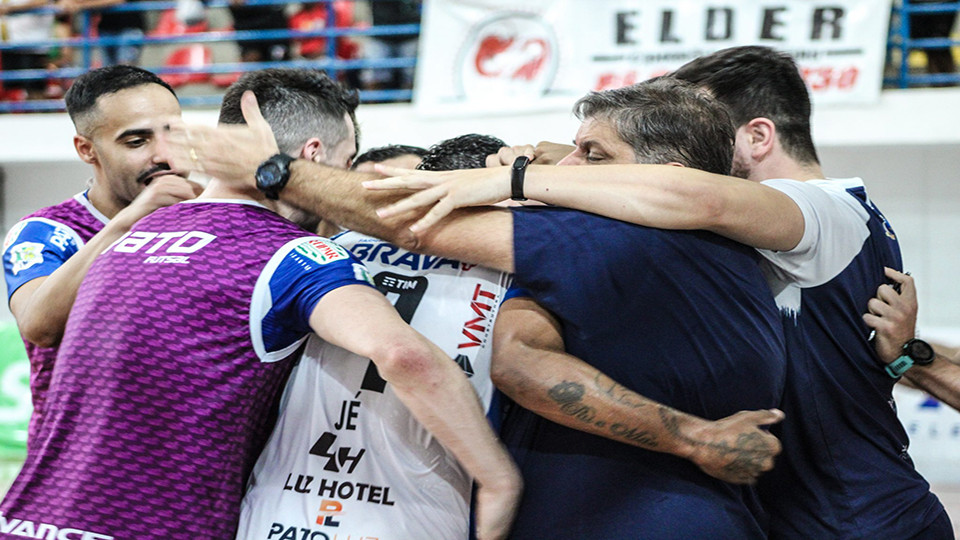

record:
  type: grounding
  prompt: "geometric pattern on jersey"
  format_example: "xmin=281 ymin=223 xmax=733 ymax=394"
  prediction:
xmin=1 ymin=192 xmax=108 ymax=453
xmin=0 ymin=200 xmax=371 ymax=539
xmin=237 ymin=231 xmax=512 ymax=540
xmin=753 ymin=179 xmax=947 ymax=539
xmin=503 ymin=207 xmax=786 ymax=540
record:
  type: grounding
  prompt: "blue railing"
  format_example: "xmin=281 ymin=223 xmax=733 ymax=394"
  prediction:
xmin=0 ymin=0 xmax=419 ymax=112
xmin=2 ymin=0 xmax=959 ymax=113
xmin=886 ymin=0 xmax=960 ymax=87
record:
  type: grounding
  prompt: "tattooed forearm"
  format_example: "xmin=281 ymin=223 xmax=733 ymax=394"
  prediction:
xmin=659 ymin=405 xmax=685 ymax=438
xmin=610 ymin=423 xmax=657 ymax=446
xmin=592 ymin=373 xmax=647 ymax=409
xmin=549 ymin=381 xmax=597 ymax=423
xmin=548 ymin=381 xmax=585 ymax=404
xmin=547 ymin=380 xmax=658 ymax=448
xmin=660 ymin=405 xmax=774 ymax=481
xmin=661 ymin=405 xmax=730 ymax=451
xmin=560 ymin=402 xmax=597 ymax=423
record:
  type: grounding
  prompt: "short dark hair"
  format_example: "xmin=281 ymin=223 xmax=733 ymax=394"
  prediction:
xmin=671 ymin=46 xmax=819 ymax=166
xmin=219 ymin=68 xmax=360 ymax=156
xmin=573 ymin=77 xmax=734 ymax=175
xmin=417 ymin=134 xmax=506 ymax=171
xmin=65 ymin=66 xmax=177 ymax=134
xmin=353 ymin=144 xmax=428 ymax=168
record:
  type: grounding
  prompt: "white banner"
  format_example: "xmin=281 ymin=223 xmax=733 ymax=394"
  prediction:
xmin=414 ymin=0 xmax=893 ymax=117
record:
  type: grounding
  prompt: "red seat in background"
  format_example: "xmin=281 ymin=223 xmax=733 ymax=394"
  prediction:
xmin=151 ymin=9 xmax=209 ymax=37
xmin=161 ymin=44 xmax=213 ymax=87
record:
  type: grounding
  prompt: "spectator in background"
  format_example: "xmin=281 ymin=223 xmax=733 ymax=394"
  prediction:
xmin=289 ymin=0 xmax=359 ymax=61
xmin=361 ymin=0 xmax=420 ymax=91
xmin=910 ymin=0 xmax=958 ymax=85
xmin=58 ymin=0 xmax=147 ymax=66
xmin=288 ymin=0 xmax=361 ymax=86
xmin=0 ymin=0 xmax=56 ymax=100
xmin=43 ymin=8 xmax=73 ymax=97
xmin=229 ymin=0 xmax=289 ymax=63
xmin=97 ymin=0 xmax=145 ymax=65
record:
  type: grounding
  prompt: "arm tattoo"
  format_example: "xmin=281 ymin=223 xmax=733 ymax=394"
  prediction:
xmin=548 ymin=381 xmax=597 ymax=423
xmin=660 ymin=406 xmax=769 ymax=480
xmin=547 ymin=380 xmax=658 ymax=448
xmin=592 ymin=373 xmax=647 ymax=409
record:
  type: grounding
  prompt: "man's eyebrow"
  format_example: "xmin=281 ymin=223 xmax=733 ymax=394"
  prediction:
xmin=572 ymin=138 xmax=593 ymax=150
xmin=116 ymin=128 xmax=153 ymax=141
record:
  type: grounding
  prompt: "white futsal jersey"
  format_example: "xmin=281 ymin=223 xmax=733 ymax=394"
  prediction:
xmin=237 ymin=231 xmax=511 ymax=540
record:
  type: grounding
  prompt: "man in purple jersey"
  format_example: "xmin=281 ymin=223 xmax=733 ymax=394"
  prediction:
xmin=0 ymin=69 xmax=520 ymax=540
xmin=2 ymin=65 xmax=199 ymax=450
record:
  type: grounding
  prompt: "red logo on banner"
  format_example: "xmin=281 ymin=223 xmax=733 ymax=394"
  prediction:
xmin=475 ymin=35 xmax=549 ymax=80
xmin=457 ymin=13 xmax=558 ymax=98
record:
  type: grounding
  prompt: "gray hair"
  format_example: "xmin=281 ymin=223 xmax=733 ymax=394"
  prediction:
xmin=573 ymin=77 xmax=734 ymax=175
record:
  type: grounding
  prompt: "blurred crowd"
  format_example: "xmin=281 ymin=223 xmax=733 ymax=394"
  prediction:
xmin=0 ymin=0 xmax=421 ymax=101
xmin=1 ymin=0 xmax=959 ymax=105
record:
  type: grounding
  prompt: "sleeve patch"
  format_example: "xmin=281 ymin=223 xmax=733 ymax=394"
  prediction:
xmin=352 ymin=263 xmax=374 ymax=285
xmin=3 ymin=222 xmax=28 ymax=252
xmin=8 ymin=242 xmax=45 ymax=275
xmin=295 ymin=238 xmax=350 ymax=265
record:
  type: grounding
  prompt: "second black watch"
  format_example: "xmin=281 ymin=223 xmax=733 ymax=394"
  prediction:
xmin=511 ymin=155 xmax=530 ymax=201
xmin=255 ymin=153 xmax=295 ymax=200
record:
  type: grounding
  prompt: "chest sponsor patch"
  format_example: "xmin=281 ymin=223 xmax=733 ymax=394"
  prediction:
xmin=8 ymin=242 xmax=45 ymax=275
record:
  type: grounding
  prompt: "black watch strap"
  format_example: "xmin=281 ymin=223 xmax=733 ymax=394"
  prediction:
xmin=885 ymin=338 xmax=935 ymax=378
xmin=511 ymin=156 xmax=530 ymax=201
xmin=256 ymin=153 xmax=295 ymax=200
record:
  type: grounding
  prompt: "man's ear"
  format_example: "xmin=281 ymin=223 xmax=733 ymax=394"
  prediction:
xmin=74 ymin=134 xmax=97 ymax=165
xmin=300 ymin=137 xmax=325 ymax=162
xmin=742 ymin=117 xmax=777 ymax=160
xmin=663 ymin=161 xmax=686 ymax=168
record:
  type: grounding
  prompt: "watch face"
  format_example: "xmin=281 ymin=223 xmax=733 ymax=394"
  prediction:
xmin=907 ymin=339 xmax=935 ymax=365
xmin=258 ymin=163 xmax=282 ymax=187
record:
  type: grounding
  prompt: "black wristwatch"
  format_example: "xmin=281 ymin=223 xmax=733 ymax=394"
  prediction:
xmin=511 ymin=156 xmax=530 ymax=201
xmin=885 ymin=338 xmax=935 ymax=378
xmin=255 ymin=153 xmax=295 ymax=200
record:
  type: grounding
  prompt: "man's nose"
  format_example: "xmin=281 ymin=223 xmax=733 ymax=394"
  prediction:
xmin=556 ymin=150 xmax=581 ymax=166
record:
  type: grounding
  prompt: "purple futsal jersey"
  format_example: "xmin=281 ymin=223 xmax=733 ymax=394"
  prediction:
xmin=2 ymin=192 xmax=109 ymax=449
xmin=0 ymin=200 xmax=373 ymax=540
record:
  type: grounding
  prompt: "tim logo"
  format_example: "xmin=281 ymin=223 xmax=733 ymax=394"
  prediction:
xmin=457 ymin=12 xmax=558 ymax=99
xmin=316 ymin=500 xmax=344 ymax=527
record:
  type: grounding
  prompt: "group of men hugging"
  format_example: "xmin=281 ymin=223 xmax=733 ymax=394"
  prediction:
xmin=2 ymin=45 xmax=956 ymax=540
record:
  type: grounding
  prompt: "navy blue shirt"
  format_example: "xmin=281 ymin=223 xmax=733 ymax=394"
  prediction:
xmin=754 ymin=179 xmax=946 ymax=539
xmin=503 ymin=207 xmax=786 ymax=540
